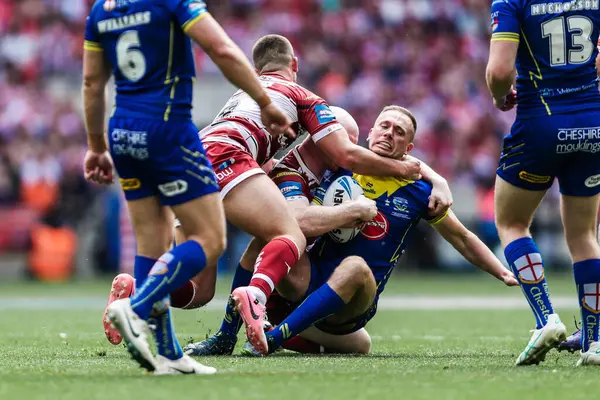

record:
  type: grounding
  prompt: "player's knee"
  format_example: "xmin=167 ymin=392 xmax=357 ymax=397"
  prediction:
xmin=188 ymin=231 xmax=227 ymax=266
xmin=355 ymin=332 xmax=372 ymax=355
xmin=340 ymin=256 xmax=371 ymax=286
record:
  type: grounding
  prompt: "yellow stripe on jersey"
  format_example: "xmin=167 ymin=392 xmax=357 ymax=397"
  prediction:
xmin=520 ymin=29 xmax=552 ymax=115
xmin=83 ymin=40 xmax=103 ymax=52
xmin=491 ymin=32 xmax=520 ymax=43
xmin=182 ymin=12 xmax=209 ymax=33
xmin=353 ymin=174 xmax=412 ymax=199
xmin=165 ymin=22 xmax=175 ymax=84
xmin=427 ymin=209 xmax=449 ymax=226
xmin=163 ymin=76 xmax=180 ymax=121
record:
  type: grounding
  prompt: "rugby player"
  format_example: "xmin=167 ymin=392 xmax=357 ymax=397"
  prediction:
xmin=486 ymin=0 xmax=600 ymax=366
xmin=84 ymin=0 xmax=291 ymax=374
xmin=180 ymin=34 xmax=452 ymax=354
xmin=239 ymin=105 xmax=518 ymax=356
xmin=182 ymin=105 xmax=456 ymax=355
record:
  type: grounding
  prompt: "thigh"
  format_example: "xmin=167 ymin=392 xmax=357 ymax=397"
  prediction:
xmin=223 ymin=172 xmax=304 ymax=243
xmin=560 ymin=194 xmax=600 ymax=262
xmin=494 ymin=175 xmax=547 ymax=230
xmin=496 ymin=117 xmax=557 ymax=192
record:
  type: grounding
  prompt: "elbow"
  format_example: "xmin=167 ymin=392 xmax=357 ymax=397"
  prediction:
xmin=486 ymin=65 xmax=513 ymax=87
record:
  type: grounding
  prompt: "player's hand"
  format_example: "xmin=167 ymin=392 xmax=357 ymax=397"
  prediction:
xmin=83 ymin=150 xmax=115 ymax=185
xmin=501 ymin=270 xmax=519 ymax=287
xmin=397 ymin=156 xmax=422 ymax=181
xmin=354 ymin=195 xmax=378 ymax=222
xmin=428 ymin=178 xmax=453 ymax=216
xmin=260 ymin=103 xmax=295 ymax=140
xmin=493 ymin=88 xmax=517 ymax=112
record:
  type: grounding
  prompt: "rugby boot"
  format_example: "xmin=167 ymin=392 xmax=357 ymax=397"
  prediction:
xmin=106 ymin=298 xmax=157 ymax=372
xmin=515 ymin=313 xmax=567 ymax=366
xmin=103 ymin=273 xmax=135 ymax=345
xmin=155 ymin=354 xmax=216 ymax=375
xmin=577 ymin=341 xmax=600 ymax=366
xmin=231 ymin=287 xmax=269 ymax=355
xmin=184 ymin=331 xmax=237 ymax=356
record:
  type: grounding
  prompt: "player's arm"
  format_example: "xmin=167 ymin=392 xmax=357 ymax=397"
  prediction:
xmin=289 ymin=197 xmax=374 ymax=238
xmin=316 ymin=130 xmax=421 ymax=180
xmin=185 ymin=16 xmax=271 ymax=110
xmin=82 ymin=48 xmax=111 ymax=153
xmin=485 ymin=1 xmax=519 ymax=108
xmin=432 ymin=210 xmax=518 ymax=286
xmin=404 ymin=155 xmax=452 ymax=215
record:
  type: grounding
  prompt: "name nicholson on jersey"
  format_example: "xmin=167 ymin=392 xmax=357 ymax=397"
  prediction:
xmin=97 ymin=11 xmax=151 ymax=33
xmin=530 ymin=0 xmax=599 ymax=16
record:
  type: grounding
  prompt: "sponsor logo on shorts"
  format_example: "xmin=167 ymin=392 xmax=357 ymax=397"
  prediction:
xmin=217 ymin=157 xmax=236 ymax=170
xmin=556 ymin=127 xmax=600 ymax=154
xmin=158 ymin=180 xmax=188 ymax=197
xmin=216 ymin=167 xmax=234 ymax=182
xmin=361 ymin=211 xmax=389 ymax=240
xmin=120 ymin=178 xmax=141 ymax=191
xmin=518 ymin=171 xmax=551 ymax=184
xmin=585 ymin=174 xmax=600 ymax=188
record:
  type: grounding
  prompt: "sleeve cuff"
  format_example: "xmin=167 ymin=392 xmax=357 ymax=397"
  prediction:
xmin=84 ymin=40 xmax=104 ymax=52
xmin=182 ymin=12 xmax=209 ymax=33
xmin=491 ymin=32 xmax=520 ymax=43
xmin=427 ymin=209 xmax=449 ymax=226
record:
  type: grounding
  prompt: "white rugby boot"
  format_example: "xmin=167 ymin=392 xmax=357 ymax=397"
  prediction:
xmin=106 ymin=298 xmax=157 ymax=372
xmin=577 ymin=341 xmax=600 ymax=366
xmin=515 ymin=313 xmax=567 ymax=366
xmin=154 ymin=354 xmax=217 ymax=375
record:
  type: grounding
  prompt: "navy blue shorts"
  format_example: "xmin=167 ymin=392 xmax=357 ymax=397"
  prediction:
xmin=306 ymin=255 xmax=377 ymax=335
xmin=497 ymin=110 xmax=600 ymax=196
xmin=108 ymin=117 xmax=219 ymax=206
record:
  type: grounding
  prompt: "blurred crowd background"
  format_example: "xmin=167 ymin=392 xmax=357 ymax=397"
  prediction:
xmin=0 ymin=0 xmax=569 ymax=281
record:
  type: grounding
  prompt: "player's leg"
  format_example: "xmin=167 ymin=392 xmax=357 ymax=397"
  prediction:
xmin=224 ymin=173 xmax=307 ymax=354
xmin=560 ymin=194 xmax=600 ymax=366
xmin=107 ymin=120 xmax=223 ymax=374
xmin=495 ymin=119 xmax=567 ymax=366
xmin=262 ymin=256 xmax=376 ymax=355
xmin=299 ymin=327 xmax=372 ymax=354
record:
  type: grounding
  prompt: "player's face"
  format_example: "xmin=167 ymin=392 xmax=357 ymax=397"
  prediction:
xmin=367 ymin=110 xmax=415 ymax=159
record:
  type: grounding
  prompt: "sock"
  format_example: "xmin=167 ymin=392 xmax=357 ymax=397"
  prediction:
xmin=282 ymin=336 xmax=324 ymax=354
xmin=134 ymin=255 xmax=156 ymax=289
xmin=505 ymin=237 xmax=554 ymax=329
xmin=574 ymin=259 xmax=600 ymax=352
xmin=131 ymin=240 xmax=207 ymax=320
xmin=148 ymin=305 xmax=184 ymax=360
xmin=170 ymin=280 xmax=197 ymax=309
xmin=219 ymin=264 xmax=253 ymax=335
xmin=249 ymin=236 xmax=300 ymax=301
xmin=267 ymin=283 xmax=345 ymax=350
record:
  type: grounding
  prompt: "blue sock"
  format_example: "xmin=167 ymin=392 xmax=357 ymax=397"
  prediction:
xmin=219 ymin=264 xmax=253 ymax=335
xmin=267 ymin=283 xmax=345 ymax=349
xmin=149 ymin=305 xmax=184 ymax=360
xmin=574 ymin=259 xmax=600 ymax=352
xmin=505 ymin=237 xmax=554 ymax=329
xmin=131 ymin=240 xmax=207 ymax=320
xmin=134 ymin=255 xmax=156 ymax=289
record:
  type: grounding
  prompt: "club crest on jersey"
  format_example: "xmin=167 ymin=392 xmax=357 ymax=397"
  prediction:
xmin=150 ymin=253 xmax=174 ymax=276
xmin=514 ymin=253 xmax=544 ymax=284
xmin=582 ymin=283 xmax=600 ymax=314
xmin=361 ymin=211 xmax=389 ymax=240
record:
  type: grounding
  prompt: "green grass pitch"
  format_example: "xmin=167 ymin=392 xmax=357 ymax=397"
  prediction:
xmin=0 ymin=273 xmax=596 ymax=400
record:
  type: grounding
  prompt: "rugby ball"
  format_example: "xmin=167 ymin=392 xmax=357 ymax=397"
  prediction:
xmin=322 ymin=175 xmax=364 ymax=243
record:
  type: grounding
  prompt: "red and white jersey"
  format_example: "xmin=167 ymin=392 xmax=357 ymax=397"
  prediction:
xmin=269 ymin=145 xmax=322 ymax=203
xmin=200 ymin=73 xmax=342 ymax=166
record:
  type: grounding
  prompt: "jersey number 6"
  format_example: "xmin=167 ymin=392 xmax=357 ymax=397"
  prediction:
xmin=117 ymin=30 xmax=147 ymax=82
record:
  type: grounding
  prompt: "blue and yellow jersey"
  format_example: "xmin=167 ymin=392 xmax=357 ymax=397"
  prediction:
xmin=309 ymin=170 xmax=447 ymax=298
xmin=84 ymin=0 xmax=208 ymax=121
xmin=491 ymin=0 xmax=600 ymax=118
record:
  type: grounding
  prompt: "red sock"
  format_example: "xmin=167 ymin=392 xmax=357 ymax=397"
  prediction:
xmin=249 ymin=236 xmax=299 ymax=298
xmin=265 ymin=291 xmax=295 ymax=325
xmin=282 ymin=336 xmax=324 ymax=354
xmin=170 ymin=280 xmax=197 ymax=309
